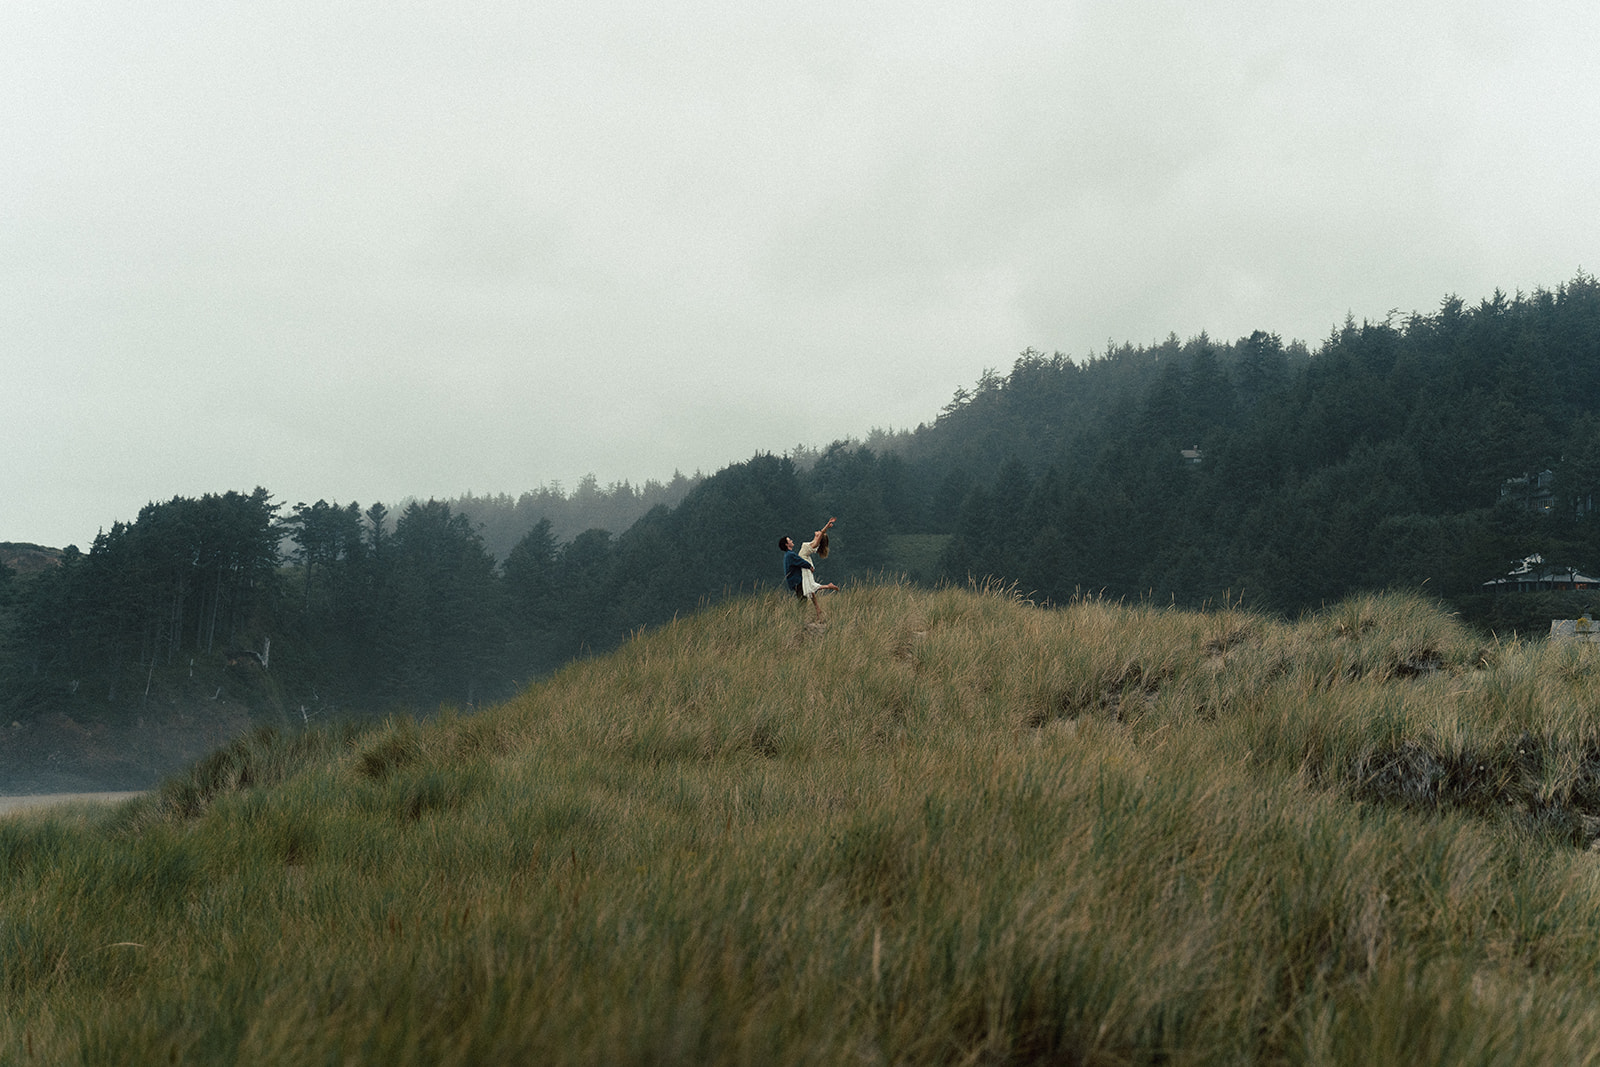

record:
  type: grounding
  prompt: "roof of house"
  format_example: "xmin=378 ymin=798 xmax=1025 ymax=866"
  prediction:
xmin=1482 ymin=554 xmax=1600 ymax=588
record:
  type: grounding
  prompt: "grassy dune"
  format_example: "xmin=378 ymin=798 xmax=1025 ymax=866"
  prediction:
xmin=9 ymin=581 xmax=1600 ymax=1064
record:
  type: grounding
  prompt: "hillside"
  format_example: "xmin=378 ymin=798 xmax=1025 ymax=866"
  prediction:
xmin=906 ymin=277 xmax=1600 ymax=616
xmin=0 ymin=543 xmax=63 ymax=575
xmin=9 ymin=275 xmax=1600 ymax=756
xmin=10 ymin=582 xmax=1600 ymax=1063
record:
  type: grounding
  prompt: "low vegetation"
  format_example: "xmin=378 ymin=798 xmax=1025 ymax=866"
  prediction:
xmin=10 ymin=582 xmax=1600 ymax=1064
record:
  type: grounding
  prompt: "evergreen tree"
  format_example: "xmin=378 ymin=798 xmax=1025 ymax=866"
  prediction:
xmin=376 ymin=501 xmax=504 ymax=706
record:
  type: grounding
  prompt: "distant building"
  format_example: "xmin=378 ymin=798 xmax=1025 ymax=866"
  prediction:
xmin=1500 ymin=470 xmax=1556 ymax=514
xmin=1179 ymin=446 xmax=1203 ymax=466
xmin=1482 ymin=553 xmax=1600 ymax=593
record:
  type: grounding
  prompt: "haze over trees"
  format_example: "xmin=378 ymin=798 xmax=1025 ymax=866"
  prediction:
xmin=445 ymin=471 xmax=701 ymax=562
xmin=4 ymin=274 xmax=1600 ymax=774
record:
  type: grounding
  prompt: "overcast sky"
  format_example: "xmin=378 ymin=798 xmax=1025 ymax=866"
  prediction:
xmin=4 ymin=1 xmax=1597 ymax=549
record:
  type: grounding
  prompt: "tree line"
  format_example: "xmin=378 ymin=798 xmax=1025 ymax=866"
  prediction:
xmin=0 ymin=451 xmax=881 ymax=723
xmin=6 ymin=273 xmax=1600 ymax=728
xmin=445 ymin=470 xmax=701 ymax=562
xmin=919 ymin=276 xmax=1600 ymax=628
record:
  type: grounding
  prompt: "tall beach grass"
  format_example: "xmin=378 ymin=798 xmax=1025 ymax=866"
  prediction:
xmin=8 ymin=581 xmax=1600 ymax=1063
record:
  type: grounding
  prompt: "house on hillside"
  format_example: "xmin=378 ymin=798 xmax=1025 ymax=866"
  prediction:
xmin=1500 ymin=470 xmax=1556 ymax=514
xmin=1482 ymin=553 xmax=1600 ymax=593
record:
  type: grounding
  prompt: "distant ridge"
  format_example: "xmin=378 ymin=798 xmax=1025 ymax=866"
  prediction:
xmin=0 ymin=542 xmax=62 ymax=574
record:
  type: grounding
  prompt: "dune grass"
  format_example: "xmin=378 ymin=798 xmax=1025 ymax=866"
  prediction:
xmin=9 ymin=581 xmax=1600 ymax=1063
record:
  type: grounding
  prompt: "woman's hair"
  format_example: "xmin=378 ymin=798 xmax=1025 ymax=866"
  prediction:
xmin=816 ymin=532 xmax=830 ymax=558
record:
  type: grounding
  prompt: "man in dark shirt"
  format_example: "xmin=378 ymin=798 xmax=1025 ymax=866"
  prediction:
xmin=779 ymin=535 xmax=812 ymax=601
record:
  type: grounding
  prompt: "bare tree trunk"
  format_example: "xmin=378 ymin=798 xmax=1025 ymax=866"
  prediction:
xmin=206 ymin=565 xmax=222 ymax=653
xmin=196 ymin=580 xmax=209 ymax=650
xmin=169 ymin=577 xmax=185 ymax=663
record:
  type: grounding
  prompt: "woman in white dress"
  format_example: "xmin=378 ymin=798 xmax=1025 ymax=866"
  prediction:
xmin=798 ymin=517 xmax=838 ymax=618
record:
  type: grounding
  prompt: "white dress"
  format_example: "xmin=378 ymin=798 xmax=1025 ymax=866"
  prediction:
xmin=798 ymin=539 xmax=825 ymax=597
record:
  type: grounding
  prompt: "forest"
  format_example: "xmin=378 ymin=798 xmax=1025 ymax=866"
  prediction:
xmin=4 ymin=273 xmax=1600 ymax=747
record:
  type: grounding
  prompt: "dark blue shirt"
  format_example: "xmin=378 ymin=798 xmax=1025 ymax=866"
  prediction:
xmin=783 ymin=549 xmax=812 ymax=590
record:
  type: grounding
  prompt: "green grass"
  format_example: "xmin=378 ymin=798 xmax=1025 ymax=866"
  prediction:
xmin=10 ymin=581 xmax=1600 ymax=1063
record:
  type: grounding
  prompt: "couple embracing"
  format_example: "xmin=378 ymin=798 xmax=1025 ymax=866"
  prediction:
xmin=779 ymin=517 xmax=839 ymax=621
